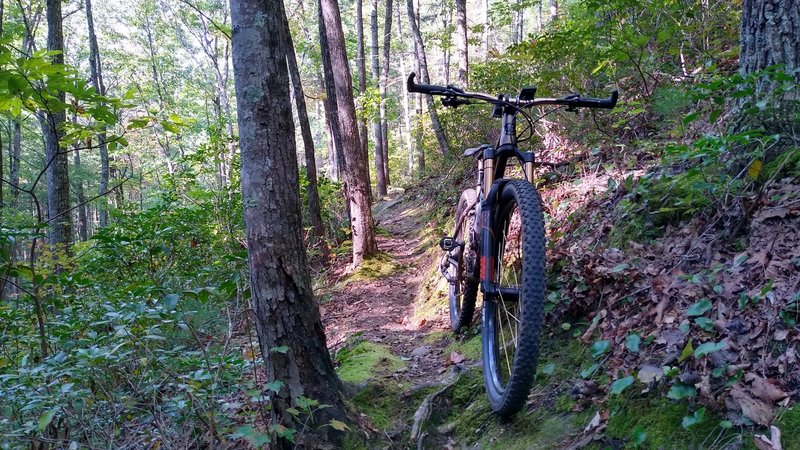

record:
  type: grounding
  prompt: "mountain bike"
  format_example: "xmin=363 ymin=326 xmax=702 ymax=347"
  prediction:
xmin=407 ymin=73 xmax=618 ymax=416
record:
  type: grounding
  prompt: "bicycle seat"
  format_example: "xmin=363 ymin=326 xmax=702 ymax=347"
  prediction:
xmin=464 ymin=144 xmax=490 ymax=158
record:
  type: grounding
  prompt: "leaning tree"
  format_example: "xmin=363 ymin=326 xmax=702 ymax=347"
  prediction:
xmin=229 ymin=0 xmax=351 ymax=447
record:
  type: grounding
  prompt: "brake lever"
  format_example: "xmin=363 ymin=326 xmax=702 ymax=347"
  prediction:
xmin=441 ymin=96 xmax=471 ymax=108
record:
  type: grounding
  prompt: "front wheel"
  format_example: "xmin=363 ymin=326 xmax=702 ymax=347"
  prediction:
xmin=482 ymin=180 xmax=546 ymax=417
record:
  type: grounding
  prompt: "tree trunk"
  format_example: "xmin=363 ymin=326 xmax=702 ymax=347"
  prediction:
xmin=319 ymin=30 xmax=349 ymax=222
xmin=86 ymin=0 xmax=109 ymax=229
xmin=320 ymin=0 xmax=378 ymax=266
xmin=442 ymin=7 xmax=451 ymax=85
xmin=396 ymin=0 xmax=414 ymax=176
xmin=380 ymin=0 xmax=393 ymax=188
xmin=370 ymin=0 xmax=387 ymax=196
xmin=42 ymin=0 xmax=71 ymax=249
xmin=405 ymin=0 xmax=450 ymax=157
xmin=230 ymin=1 xmax=350 ymax=447
xmin=456 ymin=0 xmax=468 ymax=85
xmin=72 ymin=143 xmax=88 ymax=242
xmin=282 ymin=3 xmax=327 ymax=251
xmin=10 ymin=121 xmax=20 ymax=207
xmin=739 ymin=0 xmax=800 ymax=87
xmin=549 ymin=0 xmax=558 ymax=22
xmin=356 ymin=0 xmax=370 ymax=179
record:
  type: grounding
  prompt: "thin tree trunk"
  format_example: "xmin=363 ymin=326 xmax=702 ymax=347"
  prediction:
xmin=320 ymin=0 xmax=378 ymax=266
xmin=86 ymin=0 xmax=109 ymax=228
xmin=282 ymin=4 xmax=327 ymax=250
xmin=396 ymin=0 xmax=414 ymax=175
xmin=230 ymin=1 xmax=350 ymax=446
xmin=442 ymin=8 xmax=451 ymax=85
xmin=72 ymin=137 xmax=88 ymax=242
xmin=10 ymin=121 xmax=20 ymax=207
xmin=370 ymin=0 xmax=387 ymax=196
xmin=380 ymin=0 xmax=393 ymax=188
xmin=456 ymin=0 xmax=468 ymax=86
xmin=549 ymin=0 xmax=558 ymax=22
xmin=405 ymin=0 xmax=450 ymax=157
xmin=356 ymin=0 xmax=369 ymax=176
xmin=42 ymin=0 xmax=71 ymax=248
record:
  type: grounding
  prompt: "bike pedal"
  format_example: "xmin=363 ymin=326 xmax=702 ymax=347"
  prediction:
xmin=439 ymin=236 xmax=457 ymax=251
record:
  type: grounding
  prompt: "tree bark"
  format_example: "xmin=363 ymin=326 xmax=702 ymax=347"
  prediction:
xmin=395 ymin=0 xmax=414 ymax=176
xmin=10 ymin=121 xmax=20 ymax=207
xmin=281 ymin=2 xmax=327 ymax=251
xmin=320 ymin=0 xmax=378 ymax=266
xmin=370 ymin=0 xmax=387 ymax=196
xmin=455 ymin=0 xmax=468 ymax=86
xmin=405 ymin=0 xmax=450 ymax=157
xmin=72 ymin=143 xmax=88 ymax=242
xmin=230 ymin=0 xmax=350 ymax=447
xmin=86 ymin=0 xmax=110 ymax=228
xmin=356 ymin=0 xmax=370 ymax=178
xmin=549 ymin=0 xmax=558 ymax=22
xmin=739 ymin=0 xmax=800 ymax=86
xmin=41 ymin=0 xmax=71 ymax=248
xmin=381 ymin=0 xmax=393 ymax=187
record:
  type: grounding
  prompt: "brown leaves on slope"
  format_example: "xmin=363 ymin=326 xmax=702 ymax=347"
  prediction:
xmin=542 ymin=175 xmax=800 ymax=427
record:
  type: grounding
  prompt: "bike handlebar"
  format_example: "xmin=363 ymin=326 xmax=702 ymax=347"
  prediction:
xmin=406 ymin=72 xmax=619 ymax=110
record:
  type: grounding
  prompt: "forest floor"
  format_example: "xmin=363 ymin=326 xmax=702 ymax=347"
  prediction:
xmin=316 ymin=160 xmax=800 ymax=449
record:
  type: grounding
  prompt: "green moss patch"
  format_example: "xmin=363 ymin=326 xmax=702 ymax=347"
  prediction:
xmin=347 ymin=252 xmax=403 ymax=282
xmin=605 ymin=395 xmax=734 ymax=449
xmin=335 ymin=340 xmax=405 ymax=384
xmin=446 ymin=331 xmax=482 ymax=360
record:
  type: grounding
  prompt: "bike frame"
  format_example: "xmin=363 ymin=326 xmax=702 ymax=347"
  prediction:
xmin=474 ymin=101 xmax=533 ymax=301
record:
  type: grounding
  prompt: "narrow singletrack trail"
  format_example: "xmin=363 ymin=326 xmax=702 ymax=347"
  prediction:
xmin=321 ymin=193 xmax=453 ymax=386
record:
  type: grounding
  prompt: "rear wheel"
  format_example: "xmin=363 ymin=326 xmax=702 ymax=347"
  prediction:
xmin=482 ymin=180 xmax=546 ymax=416
xmin=447 ymin=189 xmax=479 ymax=331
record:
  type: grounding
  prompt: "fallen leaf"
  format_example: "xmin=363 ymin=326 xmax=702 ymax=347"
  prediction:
xmin=747 ymin=375 xmax=789 ymax=403
xmin=728 ymin=383 xmax=774 ymax=426
xmin=637 ymin=365 xmax=663 ymax=383
xmin=754 ymin=425 xmax=783 ymax=450
xmin=584 ymin=411 xmax=601 ymax=433
xmin=447 ymin=351 xmax=465 ymax=365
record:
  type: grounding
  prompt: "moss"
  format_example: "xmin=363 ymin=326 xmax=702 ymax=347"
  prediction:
xmin=423 ymin=330 xmax=451 ymax=345
xmin=605 ymin=395 xmax=735 ymax=449
xmin=350 ymin=383 xmax=404 ymax=430
xmin=554 ymin=394 xmax=576 ymax=413
xmin=762 ymin=147 xmax=800 ymax=179
xmin=335 ymin=340 xmax=405 ymax=384
xmin=347 ymin=252 xmax=403 ymax=282
xmin=775 ymin=406 xmax=800 ymax=449
xmin=446 ymin=331 xmax=482 ymax=360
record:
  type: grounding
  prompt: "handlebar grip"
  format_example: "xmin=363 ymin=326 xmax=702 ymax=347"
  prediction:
xmin=407 ymin=72 xmax=449 ymax=95
xmin=575 ymin=90 xmax=619 ymax=109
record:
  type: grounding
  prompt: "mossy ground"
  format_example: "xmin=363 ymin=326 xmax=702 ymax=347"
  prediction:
xmin=347 ymin=252 xmax=404 ymax=283
xmin=335 ymin=339 xmax=405 ymax=384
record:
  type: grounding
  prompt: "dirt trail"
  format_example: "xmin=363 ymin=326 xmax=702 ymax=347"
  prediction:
xmin=321 ymin=193 xmax=451 ymax=386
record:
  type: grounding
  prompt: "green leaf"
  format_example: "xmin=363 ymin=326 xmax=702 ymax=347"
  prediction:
xmin=694 ymin=317 xmax=715 ymax=332
xmin=164 ymin=293 xmax=180 ymax=310
xmin=160 ymin=120 xmax=180 ymax=133
xmin=270 ymin=346 xmax=290 ymax=354
xmin=681 ymin=407 xmax=705 ymax=429
xmin=708 ymin=109 xmax=722 ymax=124
xmin=541 ymin=363 xmax=556 ymax=375
xmin=678 ymin=341 xmax=694 ymax=363
xmin=38 ymin=407 xmax=58 ymax=431
xmin=264 ymin=380 xmax=284 ymax=393
xmin=329 ymin=419 xmax=350 ymax=431
xmin=625 ymin=334 xmax=641 ymax=353
xmin=687 ymin=299 xmax=712 ymax=316
xmin=611 ymin=263 xmax=629 ymax=273
xmin=610 ymin=376 xmax=635 ymax=395
xmin=590 ymin=340 xmax=610 ymax=358
xmin=683 ymin=112 xmax=700 ymax=125
xmin=632 ymin=427 xmax=647 ymax=447
xmin=693 ymin=341 xmax=728 ymax=359
xmin=667 ymin=383 xmax=696 ymax=400
xmin=270 ymin=424 xmax=296 ymax=443
xmin=719 ymin=420 xmax=733 ymax=429
xmin=580 ymin=363 xmax=599 ymax=379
